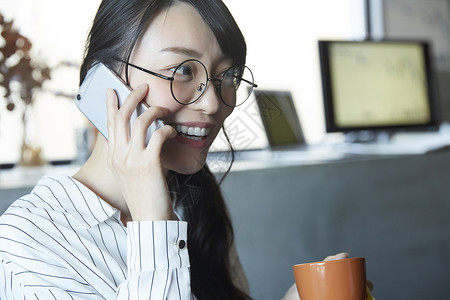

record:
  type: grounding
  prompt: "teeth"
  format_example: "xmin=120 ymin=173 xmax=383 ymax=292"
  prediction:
xmin=175 ymin=125 xmax=211 ymax=137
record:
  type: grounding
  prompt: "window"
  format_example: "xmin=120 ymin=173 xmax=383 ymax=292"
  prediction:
xmin=0 ymin=0 xmax=101 ymax=165
xmin=0 ymin=0 xmax=365 ymax=165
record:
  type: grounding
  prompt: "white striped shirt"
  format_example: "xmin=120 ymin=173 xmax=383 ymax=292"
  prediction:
xmin=0 ymin=174 xmax=192 ymax=299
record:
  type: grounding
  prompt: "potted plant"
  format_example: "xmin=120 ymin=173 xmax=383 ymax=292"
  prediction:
xmin=1 ymin=13 xmax=53 ymax=166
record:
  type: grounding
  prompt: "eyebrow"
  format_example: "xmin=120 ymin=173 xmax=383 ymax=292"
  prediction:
xmin=160 ymin=46 xmax=229 ymax=62
xmin=160 ymin=47 xmax=203 ymax=58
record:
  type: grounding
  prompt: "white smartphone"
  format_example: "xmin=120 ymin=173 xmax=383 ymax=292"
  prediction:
xmin=75 ymin=62 xmax=164 ymax=145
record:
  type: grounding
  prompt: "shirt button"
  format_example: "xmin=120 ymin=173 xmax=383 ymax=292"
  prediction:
xmin=178 ymin=240 xmax=186 ymax=249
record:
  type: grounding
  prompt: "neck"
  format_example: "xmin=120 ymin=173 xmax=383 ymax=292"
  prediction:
xmin=73 ymin=133 xmax=132 ymax=224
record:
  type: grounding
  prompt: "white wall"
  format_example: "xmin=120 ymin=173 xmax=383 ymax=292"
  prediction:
xmin=0 ymin=0 xmax=365 ymax=164
xmin=224 ymin=0 xmax=366 ymax=143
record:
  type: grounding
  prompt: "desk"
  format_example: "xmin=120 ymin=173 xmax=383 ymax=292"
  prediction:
xmin=220 ymin=150 xmax=450 ymax=300
xmin=1 ymin=149 xmax=450 ymax=299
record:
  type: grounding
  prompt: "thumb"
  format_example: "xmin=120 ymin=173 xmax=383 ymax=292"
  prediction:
xmin=324 ymin=252 xmax=349 ymax=261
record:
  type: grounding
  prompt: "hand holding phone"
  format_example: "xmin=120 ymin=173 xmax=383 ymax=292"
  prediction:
xmin=77 ymin=63 xmax=177 ymax=221
xmin=75 ymin=62 xmax=164 ymax=145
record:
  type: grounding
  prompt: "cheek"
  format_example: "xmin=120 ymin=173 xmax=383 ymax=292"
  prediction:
xmin=147 ymin=82 xmax=180 ymax=111
xmin=210 ymin=106 xmax=234 ymax=138
xmin=131 ymin=76 xmax=180 ymax=111
xmin=219 ymin=106 xmax=234 ymax=123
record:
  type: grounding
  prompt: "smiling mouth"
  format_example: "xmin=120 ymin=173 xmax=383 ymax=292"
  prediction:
xmin=174 ymin=124 xmax=212 ymax=141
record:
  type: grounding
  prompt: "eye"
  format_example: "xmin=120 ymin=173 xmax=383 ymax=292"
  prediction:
xmin=174 ymin=65 xmax=193 ymax=76
xmin=171 ymin=61 xmax=198 ymax=82
xmin=221 ymin=66 xmax=242 ymax=89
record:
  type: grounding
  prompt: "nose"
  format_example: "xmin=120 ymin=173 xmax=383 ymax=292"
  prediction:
xmin=190 ymin=80 xmax=221 ymax=114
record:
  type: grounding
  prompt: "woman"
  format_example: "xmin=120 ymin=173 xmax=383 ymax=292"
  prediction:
xmin=0 ymin=0 xmax=256 ymax=298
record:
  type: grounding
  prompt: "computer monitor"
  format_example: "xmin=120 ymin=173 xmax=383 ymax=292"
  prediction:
xmin=254 ymin=90 xmax=306 ymax=149
xmin=318 ymin=40 xmax=439 ymax=133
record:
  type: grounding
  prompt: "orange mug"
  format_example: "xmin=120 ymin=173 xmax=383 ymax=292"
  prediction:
xmin=293 ymin=257 xmax=367 ymax=300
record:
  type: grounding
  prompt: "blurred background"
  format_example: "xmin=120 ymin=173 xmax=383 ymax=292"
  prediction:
xmin=0 ymin=0 xmax=367 ymax=166
xmin=2 ymin=1 xmax=450 ymax=299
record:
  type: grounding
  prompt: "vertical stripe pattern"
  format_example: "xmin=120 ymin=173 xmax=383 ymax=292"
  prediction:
xmin=0 ymin=175 xmax=192 ymax=299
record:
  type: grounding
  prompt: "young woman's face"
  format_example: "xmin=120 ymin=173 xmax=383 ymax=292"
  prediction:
xmin=126 ymin=2 xmax=235 ymax=174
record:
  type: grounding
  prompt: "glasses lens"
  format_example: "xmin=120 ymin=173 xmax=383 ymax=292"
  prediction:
xmin=171 ymin=60 xmax=208 ymax=105
xmin=220 ymin=66 xmax=255 ymax=107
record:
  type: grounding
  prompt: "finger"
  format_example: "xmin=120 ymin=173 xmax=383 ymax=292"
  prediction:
xmin=281 ymin=283 xmax=300 ymax=300
xmin=367 ymin=280 xmax=374 ymax=291
xmin=130 ymin=106 xmax=170 ymax=149
xmin=115 ymin=83 xmax=149 ymax=144
xmin=145 ymin=124 xmax=177 ymax=158
xmin=323 ymin=252 xmax=349 ymax=261
xmin=118 ymin=83 xmax=148 ymax=119
xmin=106 ymin=88 xmax=118 ymax=150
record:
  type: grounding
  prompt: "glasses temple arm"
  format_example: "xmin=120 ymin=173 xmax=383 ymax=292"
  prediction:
xmin=120 ymin=60 xmax=174 ymax=81
xmin=233 ymin=75 xmax=258 ymax=88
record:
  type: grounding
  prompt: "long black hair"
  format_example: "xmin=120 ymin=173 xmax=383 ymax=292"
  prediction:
xmin=80 ymin=1 xmax=250 ymax=299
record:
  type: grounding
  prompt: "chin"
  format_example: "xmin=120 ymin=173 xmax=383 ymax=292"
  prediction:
xmin=162 ymin=148 xmax=208 ymax=175
xmin=166 ymin=159 xmax=206 ymax=175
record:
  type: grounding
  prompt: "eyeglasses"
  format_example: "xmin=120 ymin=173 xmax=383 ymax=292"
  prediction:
xmin=122 ymin=59 xmax=257 ymax=107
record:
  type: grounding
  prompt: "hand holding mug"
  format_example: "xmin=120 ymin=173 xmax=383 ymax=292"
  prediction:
xmin=282 ymin=253 xmax=374 ymax=300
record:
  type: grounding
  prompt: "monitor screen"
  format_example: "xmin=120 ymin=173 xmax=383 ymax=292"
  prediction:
xmin=254 ymin=90 xmax=305 ymax=149
xmin=318 ymin=40 xmax=439 ymax=132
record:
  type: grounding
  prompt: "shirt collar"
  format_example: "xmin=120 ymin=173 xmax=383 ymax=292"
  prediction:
xmin=35 ymin=174 xmax=119 ymax=229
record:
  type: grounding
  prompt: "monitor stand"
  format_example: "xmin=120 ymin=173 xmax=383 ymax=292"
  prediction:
xmin=340 ymin=127 xmax=450 ymax=155
xmin=344 ymin=130 xmax=393 ymax=144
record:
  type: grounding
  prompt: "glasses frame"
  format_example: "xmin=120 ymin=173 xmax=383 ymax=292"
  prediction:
xmin=121 ymin=59 xmax=257 ymax=107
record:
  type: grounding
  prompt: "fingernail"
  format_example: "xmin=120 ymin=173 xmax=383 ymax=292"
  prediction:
xmin=106 ymin=89 xmax=116 ymax=104
xmin=324 ymin=252 xmax=348 ymax=261
xmin=332 ymin=252 xmax=347 ymax=258
xmin=136 ymin=83 xmax=147 ymax=90
xmin=334 ymin=252 xmax=349 ymax=259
